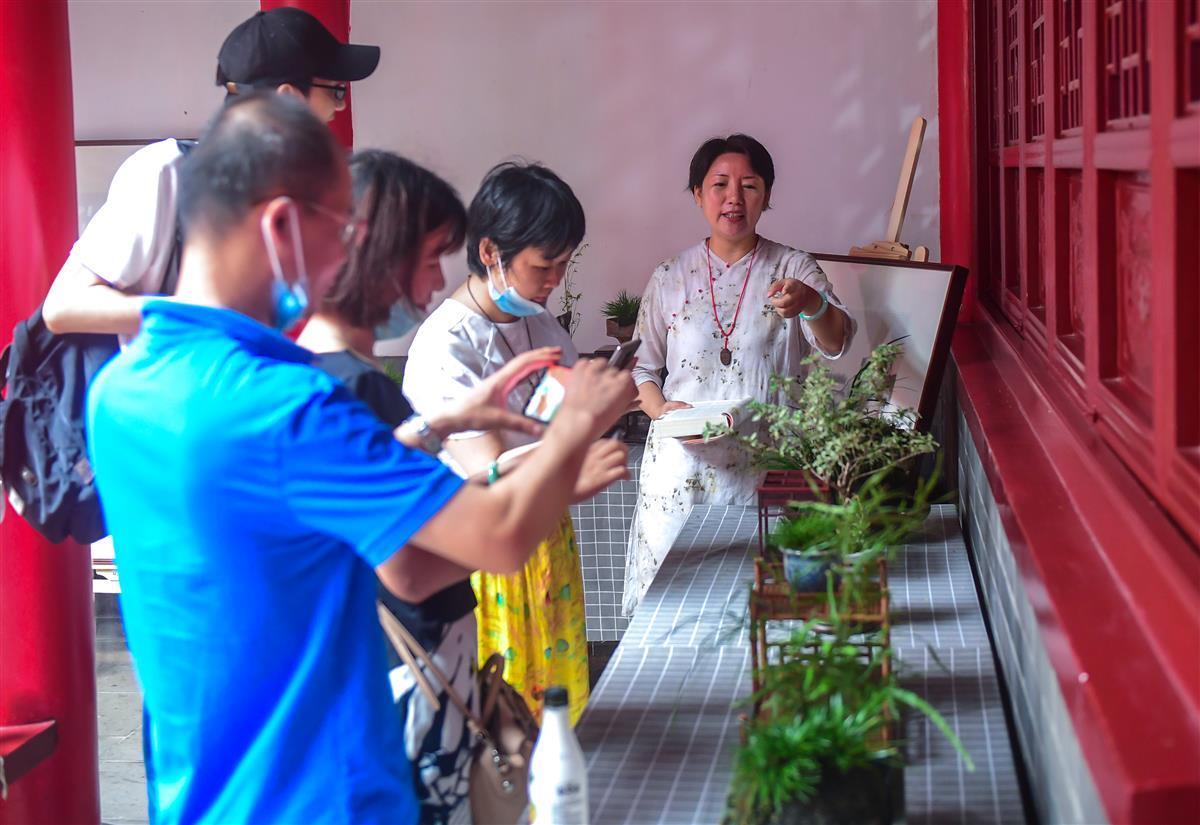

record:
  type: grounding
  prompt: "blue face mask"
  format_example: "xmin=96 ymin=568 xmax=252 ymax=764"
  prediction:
xmin=261 ymin=200 xmax=311 ymax=333
xmin=375 ymin=299 xmax=425 ymax=340
xmin=487 ymin=254 xmax=544 ymax=318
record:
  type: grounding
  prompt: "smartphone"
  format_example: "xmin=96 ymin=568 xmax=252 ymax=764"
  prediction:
xmin=522 ymin=364 xmax=573 ymax=423
xmin=607 ymin=338 xmax=641 ymax=370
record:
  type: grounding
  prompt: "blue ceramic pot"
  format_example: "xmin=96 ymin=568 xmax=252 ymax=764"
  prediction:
xmin=780 ymin=547 xmax=832 ymax=592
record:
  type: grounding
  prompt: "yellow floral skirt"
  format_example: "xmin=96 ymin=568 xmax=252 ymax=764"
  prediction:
xmin=471 ymin=512 xmax=589 ymax=725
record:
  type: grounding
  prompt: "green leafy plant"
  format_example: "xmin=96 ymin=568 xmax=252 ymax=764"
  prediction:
xmin=712 ymin=342 xmax=937 ymax=502
xmin=772 ymin=471 xmax=939 ymax=610
xmin=601 ymin=290 xmax=641 ymax=327
xmin=557 ymin=243 xmax=587 ymax=335
xmin=728 ymin=612 xmax=973 ymax=824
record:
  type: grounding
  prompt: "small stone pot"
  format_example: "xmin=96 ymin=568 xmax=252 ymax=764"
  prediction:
xmin=773 ymin=760 xmax=902 ymax=825
xmin=780 ymin=548 xmax=833 ymax=592
xmin=606 ymin=318 xmax=635 ymax=343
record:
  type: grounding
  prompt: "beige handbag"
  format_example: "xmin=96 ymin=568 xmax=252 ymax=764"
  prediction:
xmin=377 ymin=604 xmax=540 ymax=825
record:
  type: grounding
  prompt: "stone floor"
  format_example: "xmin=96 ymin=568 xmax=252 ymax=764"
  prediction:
xmin=95 ymin=595 xmax=147 ymax=825
xmin=95 ymin=595 xmax=619 ymax=824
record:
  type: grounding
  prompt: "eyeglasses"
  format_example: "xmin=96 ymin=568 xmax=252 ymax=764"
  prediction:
xmin=302 ymin=201 xmax=366 ymax=248
xmin=310 ymin=81 xmax=348 ymax=102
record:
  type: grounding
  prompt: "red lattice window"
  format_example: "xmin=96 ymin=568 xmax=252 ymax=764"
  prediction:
xmin=1028 ymin=0 xmax=1047 ymax=139
xmin=989 ymin=0 xmax=1003 ymax=147
xmin=1103 ymin=0 xmax=1151 ymax=127
xmin=1058 ymin=171 xmax=1086 ymax=362
xmin=1104 ymin=173 xmax=1154 ymax=420
xmin=1005 ymin=0 xmax=1022 ymax=144
xmin=1057 ymin=0 xmax=1084 ymax=132
xmin=1185 ymin=0 xmax=1200 ymax=112
xmin=1027 ymin=170 xmax=1047 ymax=318
xmin=976 ymin=0 xmax=1199 ymax=542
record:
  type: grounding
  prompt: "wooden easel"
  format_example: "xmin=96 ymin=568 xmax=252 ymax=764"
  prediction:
xmin=850 ymin=116 xmax=930 ymax=263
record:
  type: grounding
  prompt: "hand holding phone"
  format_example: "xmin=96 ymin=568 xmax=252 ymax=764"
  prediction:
xmin=607 ymin=338 xmax=641 ymax=370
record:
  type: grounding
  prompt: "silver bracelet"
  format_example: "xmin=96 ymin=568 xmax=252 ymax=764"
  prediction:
xmin=799 ymin=291 xmax=830 ymax=321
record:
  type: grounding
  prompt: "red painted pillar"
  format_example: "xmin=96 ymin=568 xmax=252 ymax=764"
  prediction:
xmin=261 ymin=0 xmax=355 ymax=148
xmin=0 ymin=2 xmax=100 ymax=824
xmin=936 ymin=0 xmax=977 ymax=323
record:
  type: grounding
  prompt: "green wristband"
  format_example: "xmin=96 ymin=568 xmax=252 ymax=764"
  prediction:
xmin=799 ymin=291 xmax=829 ymax=321
xmin=487 ymin=460 xmax=501 ymax=485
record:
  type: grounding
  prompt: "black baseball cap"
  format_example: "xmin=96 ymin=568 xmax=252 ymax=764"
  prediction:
xmin=216 ymin=7 xmax=380 ymax=89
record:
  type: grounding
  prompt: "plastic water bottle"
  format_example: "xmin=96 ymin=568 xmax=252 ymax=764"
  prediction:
xmin=528 ymin=686 xmax=588 ymax=824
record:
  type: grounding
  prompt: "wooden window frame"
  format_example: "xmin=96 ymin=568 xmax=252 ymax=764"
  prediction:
xmin=977 ymin=0 xmax=1199 ymax=545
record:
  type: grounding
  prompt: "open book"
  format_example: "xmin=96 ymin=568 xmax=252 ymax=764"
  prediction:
xmin=653 ymin=398 xmax=752 ymax=440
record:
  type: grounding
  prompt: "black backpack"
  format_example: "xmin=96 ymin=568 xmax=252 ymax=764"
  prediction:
xmin=0 ymin=313 xmax=117 ymax=543
xmin=0 ymin=139 xmax=194 ymax=544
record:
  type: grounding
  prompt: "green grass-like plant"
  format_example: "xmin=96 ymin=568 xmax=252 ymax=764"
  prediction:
xmin=728 ymin=610 xmax=973 ymax=824
xmin=601 ymin=290 xmax=641 ymax=326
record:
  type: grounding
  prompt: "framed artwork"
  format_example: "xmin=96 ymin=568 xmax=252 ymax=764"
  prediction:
xmin=812 ymin=254 xmax=968 ymax=430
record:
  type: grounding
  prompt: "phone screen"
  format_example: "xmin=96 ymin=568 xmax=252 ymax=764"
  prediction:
xmin=522 ymin=364 xmax=573 ymax=423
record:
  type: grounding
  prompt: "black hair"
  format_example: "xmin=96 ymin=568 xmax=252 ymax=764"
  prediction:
xmin=323 ymin=150 xmax=467 ymax=329
xmin=465 ymin=161 xmax=586 ymax=277
xmin=686 ymin=134 xmax=776 ymax=194
xmin=179 ymin=91 xmax=341 ymax=236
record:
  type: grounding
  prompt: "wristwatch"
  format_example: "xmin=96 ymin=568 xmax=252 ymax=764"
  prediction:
xmin=398 ymin=414 xmax=443 ymax=455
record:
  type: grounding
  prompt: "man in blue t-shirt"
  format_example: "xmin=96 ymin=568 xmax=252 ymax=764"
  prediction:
xmin=87 ymin=94 xmax=635 ymax=824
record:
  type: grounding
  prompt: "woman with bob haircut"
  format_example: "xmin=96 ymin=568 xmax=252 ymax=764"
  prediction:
xmin=622 ymin=134 xmax=856 ymax=616
xmin=299 ymin=149 xmax=483 ymax=823
xmin=404 ymin=161 xmax=624 ymax=725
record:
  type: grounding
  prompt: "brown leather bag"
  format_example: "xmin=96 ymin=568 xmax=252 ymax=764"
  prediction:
xmin=377 ymin=604 xmax=539 ymax=825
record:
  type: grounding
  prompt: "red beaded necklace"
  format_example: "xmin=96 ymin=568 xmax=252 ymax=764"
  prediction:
xmin=704 ymin=238 xmax=759 ymax=366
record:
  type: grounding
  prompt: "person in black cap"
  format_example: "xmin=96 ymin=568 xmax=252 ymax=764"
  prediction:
xmin=42 ymin=6 xmax=380 ymax=338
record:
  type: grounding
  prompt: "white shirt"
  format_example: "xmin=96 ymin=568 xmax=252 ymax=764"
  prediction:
xmin=622 ymin=237 xmax=856 ymax=615
xmin=402 ymin=292 xmax=577 ymax=477
xmin=61 ymin=139 xmax=185 ymax=294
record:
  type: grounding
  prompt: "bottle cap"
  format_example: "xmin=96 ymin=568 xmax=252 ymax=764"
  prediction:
xmin=544 ymin=686 xmax=569 ymax=708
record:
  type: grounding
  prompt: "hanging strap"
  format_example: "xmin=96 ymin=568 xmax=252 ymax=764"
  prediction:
xmin=376 ymin=602 xmax=487 ymax=735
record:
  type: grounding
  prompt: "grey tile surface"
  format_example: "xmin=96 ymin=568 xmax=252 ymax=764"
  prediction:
xmin=577 ymin=504 xmax=1027 ymax=824
xmin=572 ymin=443 xmax=642 ymax=641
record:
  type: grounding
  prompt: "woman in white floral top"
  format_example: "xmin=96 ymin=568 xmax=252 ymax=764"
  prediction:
xmin=623 ymin=134 xmax=857 ymax=616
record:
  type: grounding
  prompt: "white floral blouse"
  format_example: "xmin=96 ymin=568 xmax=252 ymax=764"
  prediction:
xmin=622 ymin=238 xmax=856 ymax=616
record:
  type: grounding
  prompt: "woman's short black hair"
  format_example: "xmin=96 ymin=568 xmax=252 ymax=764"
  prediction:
xmin=465 ymin=161 xmax=586 ymax=277
xmin=686 ymin=134 xmax=776 ymax=194
xmin=323 ymin=150 xmax=467 ymax=329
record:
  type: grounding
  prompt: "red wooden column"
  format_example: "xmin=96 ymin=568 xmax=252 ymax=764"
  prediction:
xmin=937 ymin=0 xmax=976 ymax=322
xmin=0 ymin=2 xmax=100 ymax=824
xmin=261 ymin=0 xmax=355 ymax=148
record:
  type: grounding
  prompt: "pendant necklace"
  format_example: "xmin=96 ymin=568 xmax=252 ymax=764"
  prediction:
xmin=704 ymin=238 xmax=759 ymax=366
xmin=466 ymin=278 xmax=538 ymax=397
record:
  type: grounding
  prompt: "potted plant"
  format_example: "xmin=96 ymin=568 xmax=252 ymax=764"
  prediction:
xmin=713 ymin=342 xmax=937 ymax=503
xmin=601 ymin=290 xmax=640 ymax=343
xmin=732 ymin=556 xmax=972 ymax=825
xmin=729 ymin=616 xmax=972 ymax=825
xmin=556 ymin=243 xmax=586 ymax=335
xmin=768 ymin=471 xmax=935 ymax=600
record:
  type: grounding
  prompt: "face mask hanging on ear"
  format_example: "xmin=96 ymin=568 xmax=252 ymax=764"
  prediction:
xmin=260 ymin=199 xmax=311 ymax=333
xmin=375 ymin=299 xmax=426 ymax=341
xmin=487 ymin=253 xmax=544 ymax=318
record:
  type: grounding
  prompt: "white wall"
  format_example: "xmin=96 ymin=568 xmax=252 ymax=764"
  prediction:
xmin=67 ymin=0 xmax=940 ymax=354
xmin=69 ymin=0 xmax=257 ymax=140
xmin=355 ymin=0 xmax=940 ymax=353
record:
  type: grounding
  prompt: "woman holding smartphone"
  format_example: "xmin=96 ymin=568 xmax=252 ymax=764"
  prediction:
xmin=404 ymin=161 xmax=621 ymax=725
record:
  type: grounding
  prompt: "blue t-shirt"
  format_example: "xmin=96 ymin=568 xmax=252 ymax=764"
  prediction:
xmin=87 ymin=301 xmax=464 ymax=824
